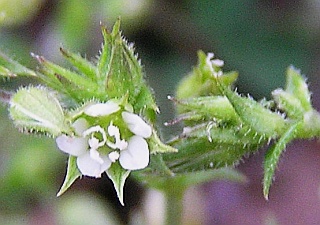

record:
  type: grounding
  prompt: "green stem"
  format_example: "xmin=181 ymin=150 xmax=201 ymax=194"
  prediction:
xmin=164 ymin=184 xmax=185 ymax=225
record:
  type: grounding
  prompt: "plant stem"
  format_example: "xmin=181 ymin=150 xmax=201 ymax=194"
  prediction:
xmin=164 ymin=185 xmax=185 ymax=225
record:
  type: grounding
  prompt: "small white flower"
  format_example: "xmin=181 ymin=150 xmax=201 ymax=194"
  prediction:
xmin=211 ymin=59 xmax=224 ymax=67
xmin=206 ymin=52 xmax=224 ymax=77
xmin=56 ymin=102 xmax=153 ymax=177
xmin=56 ymin=119 xmax=112 ymax=178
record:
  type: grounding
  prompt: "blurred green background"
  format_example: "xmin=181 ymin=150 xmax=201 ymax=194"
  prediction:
xmin=1 ymin=0 xmax=320 ymax=224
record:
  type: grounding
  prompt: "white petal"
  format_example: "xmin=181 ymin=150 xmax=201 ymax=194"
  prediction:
xmin=89 ymin=148 xmax=104 ymax=164
xmin=56 ymin=135 xmax=87 ymax=156
xmin=72 ymin=118 xmax=89 ymax=135
xmin=119 ymin=136 xmax=149 ymax=170
xmin=211 ymin=59 xmax=224 ymax=67
xmin=122 ymin=112 xmax=152 ymax=138
xmin=99 ymin=154 xmax=112 ymax=172
xmin=84 ymin=102 xmax=120 ymax=117
xmin=77 ymin=152 xmax=103 ymax=178
xmin=88 ymin=137 xmax=100 ymax=149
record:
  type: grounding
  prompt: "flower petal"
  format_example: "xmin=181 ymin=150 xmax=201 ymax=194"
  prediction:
xmin=121 ymin=112 xmax=152 ymax=138
xmin=77 ymin=152 xmax=111 ymax=178
xmin=84 ymin=102 xmax=120 ymax=117
xmin=77 ymin=152 xmax=103 ymax=178
xmin=119 ymin=136 xmax=149 ymax=170
xmin=56 ymin=135 xmax=87 ymax=156
xmin=72 ymin=118 xmax=89 ymax=135
xmin=99 ymin=154 xmax=112 ymax=172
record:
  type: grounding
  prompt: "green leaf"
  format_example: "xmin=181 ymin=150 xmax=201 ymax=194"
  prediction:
xmin=106 ymin=162 xmax=130 ymax=205
xmin=0 ymin=52 xmax=36 ymax=77
xmin=9 ymin=86 xmax=70 ymax=136
xmin=263 ymin=121 xmax=300 ymax=200
xmin=57 ymin=156 xmax=81 ymax=197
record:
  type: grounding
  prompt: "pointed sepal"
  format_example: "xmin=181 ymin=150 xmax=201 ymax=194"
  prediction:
xmin=57 ymin=156 xmax=81 ymax=196
xmin=106 ymin=162 xmax=131 ymax=205
xmin=148 ymin=130 xmax=178 ymax=154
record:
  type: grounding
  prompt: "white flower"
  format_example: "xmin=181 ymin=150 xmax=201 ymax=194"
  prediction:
xmin=206 ymin=52 xmax=224 ymax=77
xmin=56 ymin=118 xmax=112 ymax=178
xmin=56 ymin=102 xmax=153 ymax=177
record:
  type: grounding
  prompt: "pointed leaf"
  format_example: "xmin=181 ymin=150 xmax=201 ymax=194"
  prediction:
xmin=106 ymin=162 xmax=130 ymax=205
xmin=9 ymin=86 xmax=70 ymax=136
xmin=0 ymin=52 xmax=37 ymax=77
xmin=57 ymin=156 xmax=81 ymax=196
xmin=263 ymin=122 xmax=300 ymax=200
xmin=33 ymin=54 xmax=97 ymax=92
xmin=60 ymin=48 xmax=97 ymax=81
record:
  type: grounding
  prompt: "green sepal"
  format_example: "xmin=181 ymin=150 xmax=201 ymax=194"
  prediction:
xmin=299 ymin=110 xmax=320 ymax=138
xmin=272 ymin=89 xmax=305 ymax=119
xmin=172 ymin=95 xmax=239 ymax=124
xmin=0 ymin=52 xmax=37 ymax=77
xmin=219 ymin=81 xmax=287 ymax=138
xmin=33 ymin=54 xmax=98 ymax=93
xmin=272 ymin=67 xmax=312 ymax=119
xmin=60 ymin=47 xmax=97 ymax=82
xmin=148 ymin=130 xmax=178 ymax=154
xmin=9 ymin=86 xmax=70 ymax=136
xmin=263 ymin=121 xmax=300 ymax=200
xmin=285 ymin=66 xmax=312 ymax=111
xmin=176 ymin=50 xmax=238 ymax=99
xmin=97 ymin=19 xmax=158 ymax=121
xmin=57 ymin=155 xmax=81 ymax=197
xmin=165 ymin=123 xmax=267 ymax=173
xmin=106 ymin=162 xmax=131 ymax=206
xmin=165 ymin=128 xmax=265 ymax=173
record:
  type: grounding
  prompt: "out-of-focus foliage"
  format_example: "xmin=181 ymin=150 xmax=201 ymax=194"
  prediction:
xmin=0 ymin=0 xmax=44 ymax=27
